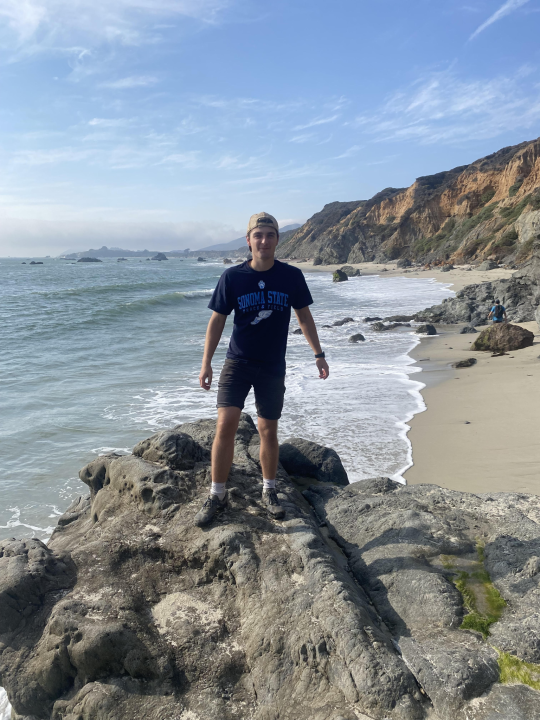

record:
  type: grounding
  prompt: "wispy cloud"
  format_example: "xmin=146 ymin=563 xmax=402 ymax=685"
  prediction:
xmin=0 ymin=0 xmax=233 ymax=54
xmin=289 ymin=133 xmax=317 ymax=144
xmin=293 ymin=115 xmax=339 ymax=131
xmin=470 ymin=0 xmax=530 ymax=39
xmin=100 ymin=75 xmax=159 ymax=89
xmin=13 ymin=147 xmax=97 ymax=165
xmin=352 ymin=67 xmax=540 ymax=144
xmin=88 ymin=117 xmax=131 ymax=127
xmin=333 ymin=144 xmax=362 ymax=159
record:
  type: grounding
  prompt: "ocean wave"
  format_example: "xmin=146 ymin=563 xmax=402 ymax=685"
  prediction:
xmin=0 ymin=688 xmax=11 ymax=720
xmin=0 ymin=506 xmax=55 ymax=536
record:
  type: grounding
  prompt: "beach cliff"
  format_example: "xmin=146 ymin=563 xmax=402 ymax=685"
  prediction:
xmin=276 ymin=136 xmax=540 ymax=267
xmin=1 ymin=415 xmax=540 ymax=720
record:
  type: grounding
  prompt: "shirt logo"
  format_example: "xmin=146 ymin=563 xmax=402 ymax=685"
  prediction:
xmin=258 ymin=280 xmax=265 ymax=289
xmin=251 ymin=310 xmax=273 ymax=325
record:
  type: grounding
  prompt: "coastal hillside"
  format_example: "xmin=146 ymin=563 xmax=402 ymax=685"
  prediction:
xmin=276 ymin=137 xmax=540 ymax=266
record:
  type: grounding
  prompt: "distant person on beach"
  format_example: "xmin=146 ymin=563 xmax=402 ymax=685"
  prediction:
xmin=195 ymin=211 xmax=329 ymax=526
xmin=488 ymin=299 xmax=507 ymax=323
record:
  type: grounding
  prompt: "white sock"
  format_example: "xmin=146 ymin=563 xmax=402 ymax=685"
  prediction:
xmin=263 ymin=478 xmax=276 ymax=490
xmin=211 ymin=482 xmax=226 ymax=500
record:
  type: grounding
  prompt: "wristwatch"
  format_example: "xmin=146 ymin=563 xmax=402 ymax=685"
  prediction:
xmin=314 ymin=352 xmax=325 ymax=359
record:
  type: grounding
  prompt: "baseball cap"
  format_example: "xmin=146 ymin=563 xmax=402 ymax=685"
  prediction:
xmin=247 ymin=212 xmax=279 ymax=236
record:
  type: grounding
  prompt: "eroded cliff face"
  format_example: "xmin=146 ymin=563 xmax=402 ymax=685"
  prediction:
xmin=277 ymin=137 xmax=540 ymax=265
xmin=1 ymin=416 xmax=540 ymax=719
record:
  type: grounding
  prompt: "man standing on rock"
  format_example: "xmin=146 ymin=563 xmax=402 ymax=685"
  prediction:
xmin=195 ymin=212 xmax=329 ymax=526
xmin=488 ymin=299 xmax=507 ymax=324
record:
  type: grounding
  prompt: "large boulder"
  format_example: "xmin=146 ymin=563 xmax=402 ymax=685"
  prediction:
xmin=478 ymin=260 xmax=499 ymax=271
xmin=340 ymin=265 xmax=361 ymax=277
xmin=348 ymin=333 xmax=365 ymax=343
xmin=416 ymin=324 xmax=437 ymax=335
xmin=471 ymin=323 xmax=534 ymax=352
xmin=279 ymin=438 xmax=349 ymax=486
xmin=332 ymin=269 xmax=348 ymax=282
xmin=460 ymin=325 xmax=478 ymax=334
xmin=77 ymin=257 xmax=102 ymax=263
xmin=151 ymin=253 xmax=168 ymax=261
xmin=312 ymin=256 xmax=323 ymax=266
xmin=396 ymin=258 xmax=412 ymax=268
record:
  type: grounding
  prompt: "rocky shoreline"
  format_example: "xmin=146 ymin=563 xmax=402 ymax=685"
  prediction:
xmin=2 ymin=415 xmax=540 ymax=720
xmin=414 ymin=246 xmax=540 ymax=327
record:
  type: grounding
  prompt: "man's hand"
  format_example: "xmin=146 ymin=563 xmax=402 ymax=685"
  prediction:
xmin=199 ymin=364 xmax=213 ymax=390
xmin=316 ymin=357 xmax=329 ymax=380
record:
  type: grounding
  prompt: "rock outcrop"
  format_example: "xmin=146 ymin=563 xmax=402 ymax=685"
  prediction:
xmin=349 ymin=333 xmax=365 ymax=343
xmin=471 ymin=323 xmax=535 ymax=352
xmin=1 ymin=417 xmax=540 ymax=719
xmin=276 ymin=137 xmax=540 ymax=265
xmin=333 ymin=317 xmax=355 ymax=326
xmin=415 ymin=244 xmax=540 ymax=325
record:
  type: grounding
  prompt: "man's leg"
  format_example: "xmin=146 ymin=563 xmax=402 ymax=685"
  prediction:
xmin=194 ymin=406 xmax=241 ymax=527
xmin=212 ymin=406 xmax=242 ymax=484
xmin=258 ymin=417 xmax=279 ymax=480
xmin=258 ymin=417 xmax=285 ymax=519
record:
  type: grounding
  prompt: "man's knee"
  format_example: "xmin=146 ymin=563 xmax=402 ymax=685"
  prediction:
xmin=258 ymin=418 xmax=279 ymax=443
xmin=215 ymin=407 xmax=242 ymax=442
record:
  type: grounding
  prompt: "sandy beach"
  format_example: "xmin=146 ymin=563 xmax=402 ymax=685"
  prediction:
xmin=293 ymin=259 xmax=540 ymax=495
xmin=404 ymin=321 xmax=540 ymax=494
xmin=293 ymin=259 xmax=515 ymax=293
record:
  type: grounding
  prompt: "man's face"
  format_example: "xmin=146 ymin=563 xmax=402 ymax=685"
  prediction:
xmin=247 ymin=226 xmax=279 ymax=258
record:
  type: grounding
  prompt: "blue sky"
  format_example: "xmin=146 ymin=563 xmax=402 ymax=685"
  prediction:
xmin=1 ymin=0 xmax=540 ymax=255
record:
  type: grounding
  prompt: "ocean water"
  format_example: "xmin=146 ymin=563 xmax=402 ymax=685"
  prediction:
xmin=0 ymin=258 xmax=453 ymax=542
xmin=0 ymin=257 xmax=452 ymax=716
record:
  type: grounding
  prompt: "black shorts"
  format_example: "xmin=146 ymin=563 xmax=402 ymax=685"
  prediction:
xmin=216 ymin=359 xmax=286 ymax=420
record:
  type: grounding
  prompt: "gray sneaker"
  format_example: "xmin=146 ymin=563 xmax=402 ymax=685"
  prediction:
xmin=262 ymin=488 xmax=285 ymax=519
xmin=194 ymin=491 xmax=228 ymax=527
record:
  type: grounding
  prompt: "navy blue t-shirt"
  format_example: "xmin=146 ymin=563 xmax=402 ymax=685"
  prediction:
xmin=208 ymin=260 xmax=313 ymax=374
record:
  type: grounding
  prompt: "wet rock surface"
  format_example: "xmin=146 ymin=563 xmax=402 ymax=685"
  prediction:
xmin=1 ymin=418 xmax=539 ymax=719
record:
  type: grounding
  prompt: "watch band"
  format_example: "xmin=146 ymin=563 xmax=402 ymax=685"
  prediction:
xmin=314 ymin=352 xmax=325 ymax=359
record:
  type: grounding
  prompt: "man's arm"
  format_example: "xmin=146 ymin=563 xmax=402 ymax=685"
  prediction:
xmin=199 ymin=312 xmax=227 ymax=390
xmin=294 ymin=306 xmax=329 ymax=380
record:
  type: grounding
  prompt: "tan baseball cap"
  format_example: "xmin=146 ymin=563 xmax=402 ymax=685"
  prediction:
xmin=247 ymin=211 xmax=279 ymax=236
